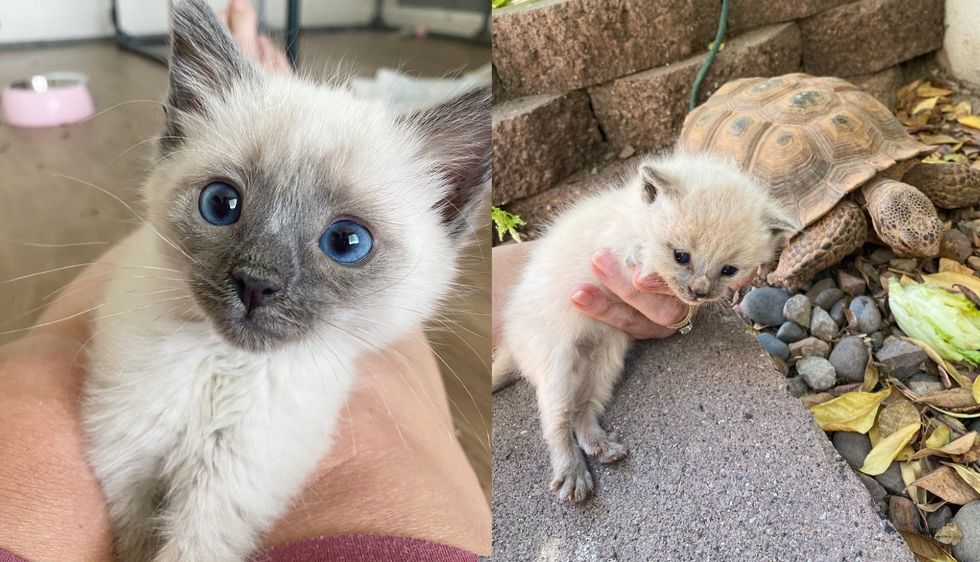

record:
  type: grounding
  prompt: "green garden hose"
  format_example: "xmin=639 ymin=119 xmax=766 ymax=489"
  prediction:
xmin=689 ymin=0 xmax=731 ymax=111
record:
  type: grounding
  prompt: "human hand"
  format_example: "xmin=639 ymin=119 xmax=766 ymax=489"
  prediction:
xmin=0 ymin=261 xmax=488 ymax=562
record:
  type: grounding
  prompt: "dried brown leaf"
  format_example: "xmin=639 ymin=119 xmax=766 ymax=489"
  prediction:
xmin=911 ymin=431 xmax=976 ymax=459
xmin=879 ymin=399 xmax=921 ymax=437
xmin=901 ymin=531 xmax=958 ymax=562
xmin=934 ymin=522 xmax=963 ymax=547
xmin=913 ymin=465 xmax=980 ymax=504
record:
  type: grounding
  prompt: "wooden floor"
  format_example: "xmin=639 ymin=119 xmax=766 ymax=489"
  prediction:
xmin=0 ymin=32 xmax=490 ymax=497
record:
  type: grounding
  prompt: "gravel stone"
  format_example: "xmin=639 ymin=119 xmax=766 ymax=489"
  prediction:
xmin=908 ymin=373 xmax=943 ymax=395
xmin=870 ymin=331 xmax=885 ymax=351
xmin=927 ymin=505 xmax=952 ymax=533
xmin=741 ymin=287 xmax=792 ymax=326
xmin=953 ymin=501 xmax=980 ymax=562
xmin=776 ymin=321 xmax=807 ymax=343
xmin=828 ymin=336 xmax=869 ymax=383
xmin=837 ymin=271 xmax=867 ymax=297
xmin=969 ymin=256 xmax=980 ymax=271
xmin=876 ymin=337 xmax=928 ymax=381
xmin=786 ymin=376 xmax=809 ymax=398
xmin=942 ymin=229 xmax=973 ymax=263
xmin=849 ymin=296 xmax=883 ymax=333
xmin=782 ymin=294 xmax=812 ymax=327
xmin=830 ymin=298 xmax=848 ymax=326
xmin=874 ymin=462 xmax=905 ymax=495
xmin=814 ymin=288 xmax=845 ymax=311
xmin=789 ymin=337 xmax=831 ymax=359
xmin=855 ymin=472 xmax=888 ymax=513
xmin=810 ymin=307 xmax=838 ymax=340
xmin=757 ymin=332 xmax=790 ymax=361
xmin=869 ymin=248 xmax=897 ymax=265
xmin=832 ymin=432 xmax=871 ymax=468
xmin=806 ymin=278 xmax=837 ymax=301
xmin=798 ymin=356 xmax=836 ymax=391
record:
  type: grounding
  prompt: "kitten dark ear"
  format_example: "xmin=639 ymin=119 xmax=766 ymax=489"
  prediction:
xmin=162 ymin=0 xmax=257 ymax=153
xmin=639 ymin=164 xmax=678 ymax=203
xmin=766 ymin=209 xmax=799 ymax=245
xmin=409 ymin=87 xmax=491 ymax=241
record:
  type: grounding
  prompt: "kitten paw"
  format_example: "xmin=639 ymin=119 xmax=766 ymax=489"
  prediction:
xmin=550 ymin=461 xmax=593 ymax=503
xmin=578 ymin=427 xmax=629 ymax=464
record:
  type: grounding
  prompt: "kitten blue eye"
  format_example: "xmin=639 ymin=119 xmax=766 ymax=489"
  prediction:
xmin=673 ymin=250 xmax=690 ymax=265
xmin=721 ymin=265 xmax=738 ymax=276
xmin=319 ymin=220 xmax=373 ymax=264
xmin=199 ymin=182 xmax=241 ymax=225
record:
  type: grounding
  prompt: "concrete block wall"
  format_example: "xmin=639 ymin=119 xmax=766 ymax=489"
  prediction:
xmin=491 ymin=0 xmax=945 ymax=217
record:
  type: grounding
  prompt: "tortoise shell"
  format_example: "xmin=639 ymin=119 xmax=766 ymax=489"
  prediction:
xmin=678 ymin=73 xmax=933 ymax=228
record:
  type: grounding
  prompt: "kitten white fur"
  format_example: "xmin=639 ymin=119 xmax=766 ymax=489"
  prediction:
xmin=81 ymin=2 xmax=488 ymax=560
xmin=493 ymin=151 xmax=795 ymax=503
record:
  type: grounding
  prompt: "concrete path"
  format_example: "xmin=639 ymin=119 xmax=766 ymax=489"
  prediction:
xmin=491 ymin=307 xmax=914 ymax=561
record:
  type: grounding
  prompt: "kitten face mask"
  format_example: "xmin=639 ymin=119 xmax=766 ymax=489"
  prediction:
xmin=144 ymin=0 xmax=489 ymax=352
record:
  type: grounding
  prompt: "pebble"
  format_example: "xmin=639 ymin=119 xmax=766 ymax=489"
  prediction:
xmin=757 ymin=332 xmax=789 ymax=361
xmin=849 ymin=296 xmax=883 ymax=334
xmin=788 ymin=336 xmax=831 ymax=359
xmin=786 ymin=376 xmax=808 ymax=398
xmin=837 ymin=271 xmax=867 ymax=296
xmin=870 ymin=248 xmax=897 ymax=265
xmin=954 ymin=501 xmax=980 ymax=562
xmin=876 ymin=337 xmax=928 ymax=381
xmin=968 ymin=418 xmax=980 ymax=434
xmin=888 ymin=496 xmax=921 ymax=533
xmin=810 ymin=307 xmax=838 ymax=340
xmin=855 ymin=472 xmax=888 ymax=513
xmin=958 ymin=219 xmax=980 ymax=239
xmin=782 ymin=294 xmax=812 ymax=327
xmin=874 ymin=461 xmax=905 ymax=495
xmin=907 ymin=373 xmax=943 ymax=395
xmin=805 ymin=278 xmax=837 ymax=301
xmin=830 ymin=298 xmax=848 ymax=326
xmin=740 ymin=287 xmax=791 ymax=326
xmin=831 ymin=431 xmax=870 ymax=468
xmin=813 ymin=288 xmax=845 ymax=311
xmin=828 ymin=336 xmax=868 ymax=383
xmin=970 ymin=256 xmax=980 ymax=271
xmin=889 ymin=258 xmax=918 ymax=272
xmin=798 ymin=356 xmax=836 ymax=391
xmin=776 ymin=321 xmax=807 ymax=343
xmin=927 ymin=505 xmax=952 ymax=533
xmin=870 ymin=331 xmax=884 ymax=351
xmin=942 ymin=229 xmax=973 ymax=263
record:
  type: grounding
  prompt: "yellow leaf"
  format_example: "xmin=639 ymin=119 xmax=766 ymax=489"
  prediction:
xmin=900 ymin=531 xmax=959 ymax=562
xmin=912 ymin=431 xmax=976 ymax=459
xmin=944 ymin=462 xmax=980 ymax=496
xmin=925 ymin=269 xmax=980 ymax=294
xmin=809 ymin=389 xmax=890 ymax=433
xmin=926 ymin=424 xmax=952 ymax=449
xmin=917 ymin=84 xmax=952 ymax=98
xmin=954 ymin=101 xmax=973 ymax=118
xmin=860 ymin=422 xmax=920 ymax=475
xmin=869 ymin=420 xmax=882 ymax=447
xmin=958 ymin=115 xmax=980 ymax=129
xmin=861 ymin=359 xmax=879 ymax=392
xmin=914 ymin=97 xmax=940 ymax=114
xmin=922 ymin=153 xmax=946 ymax=164
xmin=879 ymin=398 xmax=921 ymax=437
xmin=919 ymin=134 xmax=959 ymax=145
xmin=901 ymin=337 xmax=969 ymax=389
xmin=902 ymin=460 xmax=929 ymax=508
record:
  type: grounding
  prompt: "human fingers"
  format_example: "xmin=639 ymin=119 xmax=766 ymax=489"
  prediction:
xmin=569 ymin=284 xmax=676 ymax=340
xmin=590 ymin=249 xmax=690 ymax=329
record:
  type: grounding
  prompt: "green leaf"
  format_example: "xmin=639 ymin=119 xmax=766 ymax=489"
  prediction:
xmin=491 ymin=206 xmax=526 ymax=243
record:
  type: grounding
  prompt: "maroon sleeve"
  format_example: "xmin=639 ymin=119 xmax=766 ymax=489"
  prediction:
xmin=252 ymin=535 xmax=478 ymax=562
xmin=2 ymin=534 xmax=477 ymax=562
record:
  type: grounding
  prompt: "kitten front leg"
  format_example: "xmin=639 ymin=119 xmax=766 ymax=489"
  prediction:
xmin=534 ymin=353 xmax=594 ymax=503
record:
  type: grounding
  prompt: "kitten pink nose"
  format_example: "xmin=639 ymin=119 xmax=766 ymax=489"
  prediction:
xmin=688 ymin=275 xmax=711 ymax=298
xmin=231 ymin=270 xmax=281 ymax=316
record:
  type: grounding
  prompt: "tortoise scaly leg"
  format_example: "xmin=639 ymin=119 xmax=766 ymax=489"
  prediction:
xmin=767 ymin=200 xmax=867 ymax=289
xmin=862 ymin=177 xmax=943 ymax=258
xmin=902 ymin=162 xmax=980 ymax=209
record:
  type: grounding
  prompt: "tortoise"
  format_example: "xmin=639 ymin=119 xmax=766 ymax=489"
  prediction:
xmin=678 ymin=73 xmax=980 ymax=289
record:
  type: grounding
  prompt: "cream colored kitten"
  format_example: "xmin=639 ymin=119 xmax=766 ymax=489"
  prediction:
xmin=492 ymin=151 xmax=796 ymax=503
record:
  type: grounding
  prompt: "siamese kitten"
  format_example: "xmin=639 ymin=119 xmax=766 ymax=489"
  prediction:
xmin=81 ymin=1 xmax=489 ymax=561
xmin=492 ymin=152 xmax=796 ymax=503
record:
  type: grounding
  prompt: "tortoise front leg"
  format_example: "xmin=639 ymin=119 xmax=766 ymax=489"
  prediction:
xmin=767 ymin=200 xmax=867 ymax=289
xmin=862 ymin=177 xmax=943 ymax=258
xmin=903 ymin=162 xmax=980 ymax=209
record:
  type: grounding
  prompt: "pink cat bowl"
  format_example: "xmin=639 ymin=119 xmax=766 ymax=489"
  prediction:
xmin=2 ymin=72 xmax=95 ymax=128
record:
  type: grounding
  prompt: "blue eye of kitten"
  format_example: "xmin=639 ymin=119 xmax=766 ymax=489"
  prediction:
xmin=199 ymin=182 xmax=241 ymax=226
xmin=721 ymin=265 xmax=738 ymax=276
xmin=673 ymin=250 xmax=690 ymax=265
xmin=319 ymin=220 xmax=373 ymax=264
